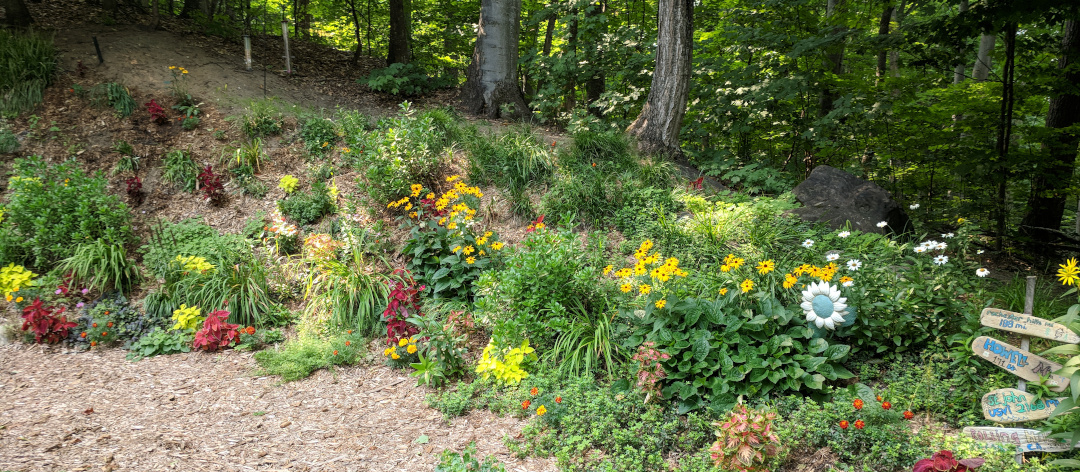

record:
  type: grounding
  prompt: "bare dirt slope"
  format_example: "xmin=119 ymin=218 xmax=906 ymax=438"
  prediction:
xmin=0 ymin=344 xmax=556 ymax=472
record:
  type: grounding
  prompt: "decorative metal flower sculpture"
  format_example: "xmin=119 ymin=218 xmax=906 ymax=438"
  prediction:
xmin=800 ymin=281 xmax=847 ymax=330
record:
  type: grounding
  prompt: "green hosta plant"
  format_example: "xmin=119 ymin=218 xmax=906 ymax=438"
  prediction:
xmin=709 ymin=403 xmax=781 ymax=472
xmin=126 ymin=327 xmax=193 ymax=361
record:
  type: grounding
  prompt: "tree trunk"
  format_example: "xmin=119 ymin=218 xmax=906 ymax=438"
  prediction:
xmin=973 ymin=34 xmax=995 ymax=82
xmin=103 ymin=0 xmax=118 ymax=14
xmin=889 ymin=0 xmax=903 ymax=77
xmin=542 ymin=8 xmax=555 ymax=56
xmin=953 ymin=0 xmax=968 ymax=83
xmin=1 ymin=0 xmax=35 ymax=27
xmin=818 ymin=0 xmax=845 ymax=117
xmin=993 ymin=24 xmax=1016 ymax=250
xmin=387 ymin=0 xmax=412 ymax=65
xmin=562 ymin=4 xmax=578 ymax=112
xmin=875 ymin=2 xmax=893 ymax=85
xmin=348 ymin=0 xmax=363 ymax=64
xmin=460 ymin=0 xmax=529 ymax=119
xmin=178 ymin=0 xmax=198 ymax=18
xmin=584 ymin=0 xmax=606 ymax=117
xmin=1020 ymin=20 xmax=1080 ymax=243
xmin=625 ymin=0 xmax=692 ymax=158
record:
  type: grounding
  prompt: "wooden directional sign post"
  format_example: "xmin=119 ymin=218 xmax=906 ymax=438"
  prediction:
xmin=981 ymin=388 xmax=1064 ymax=423
xmin=971 ymin=336 xmax=1068 ymax=392
xmin=968 ymin=276 xmax=1076 ymax=464
xmin=980 ymin=308 xmax=1080 ymax=345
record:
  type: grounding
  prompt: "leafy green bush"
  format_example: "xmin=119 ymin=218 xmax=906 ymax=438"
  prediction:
xmin=300 ymin=116 xmax=338 ymax=158
xmin=278 ymin=181 xmax=335 ymax=225
xmin=125 ymin=327 xmax=193 ymax=360
xmin=162 ymin=148 xmax=198 ymax=192
xmin=239 ymin=101 xmax=282 ymax=138
xmin=233 ymin=138 xmax=265 ymax=173
xmin=231 ymin=165 xmax=268 ymax=198
xmin=0 ymin=156 xmax=134 ymax=268
xmin=58 ymin=239 xmax=142 ymax=295
xmin=0 ymin=30 xmax=57 ymax=118
xmin=345 ymin=103 xmax=453 ymax=204
xmin=79 ymin=294 xmax=168 ymax=348
xmin=435 ymin=442 xmax=506 ymax=472
xmin=464 ymin=125 xmax=555 ymax=191
xmin=253 ymin=332 xmax=365 ymax=381
xmin=89 ymin=82 xmax=136 ymax=118
xmin=302 ymin=249 xmax=392 ymax=337
xmin=141 ymin=219 xmax=248 ymax=279
xmin=0 ymin=125 xmax=18 ymax=153
xmin=361 ymin=63 xmax=452 ymax=96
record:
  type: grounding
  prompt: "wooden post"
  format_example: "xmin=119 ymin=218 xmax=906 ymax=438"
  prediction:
xmin=1016 ymin=275 xmax=1036 ymax=465
xmin=281 ymin=20 xmax=292 ymax=74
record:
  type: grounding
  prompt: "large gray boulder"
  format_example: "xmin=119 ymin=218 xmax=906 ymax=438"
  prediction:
xmin=790 ymin=165 xmax=912 ymax=235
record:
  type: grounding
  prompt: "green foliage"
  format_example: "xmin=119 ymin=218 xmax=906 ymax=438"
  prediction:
xmin=302 ymin=249 xmax=392 ymax=337
xmin=278 ymin=181 xmax=335 ymax=225
xmin=0 ymin=125 xmax=18 ymax=153
xmin=434 ymin=442 xmax=506 ymax=472
xmin=407 ymin=311 xmax=468 ymax=388
xmin=231 ymin=165 xmax=268 ymax=198
xmin=0 ymin=156 xmax=133 ymax=268
xmin=162 ymin=148 xmax=199 ymax=192
xmin=0 ymin=30 xmax=57 ymax=118
xmin=463 ymin=125 xmax=555 ymax=191
xmin=141 ymin=219 xmax=247 ymax=279
xmin=89 ymin=82 xmax=136 ymax=118
xmin=181 ymin=116 xmax=200 ymax=130
xmin=58 ymin=239 xmax=142 ymax=295
xmin=239 ymin=101 xmax=282 ymax=138
xmin=233 ymin=138 xmax=266 ymax=173
xmin=361 ymin=63 xmax=452 ymax=96
xmin=125 ymin=327 xmax=192 ymax=361
xmin=83 ymin=294 xmax=167 ymax=348
xmin=344 ymin=103 xmax=454 ymax=204
xmin=253 ymin=332 xmax=365 ymax=381
xmin=300 ymin=116 xmax=338 ymax=158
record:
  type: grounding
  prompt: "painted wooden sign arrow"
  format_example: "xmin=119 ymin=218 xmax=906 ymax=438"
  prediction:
xmin=963 ymin=426 xmax=1073 ymax=452
xmin=981 ymin=388 xmax=1064 ymax=423
xmin=980 ymin=308 xmax=1080 ymax=344
xmin=971 ymin=336 xmax=1068 ymax=392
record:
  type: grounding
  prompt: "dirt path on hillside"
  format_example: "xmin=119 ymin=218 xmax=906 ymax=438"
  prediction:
xmin=0 ymin=344 xmax=556 ymax=472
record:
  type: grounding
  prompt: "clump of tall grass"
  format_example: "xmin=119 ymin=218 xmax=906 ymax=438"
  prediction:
xmin=0 ymin=30 xmax=57 ymax=118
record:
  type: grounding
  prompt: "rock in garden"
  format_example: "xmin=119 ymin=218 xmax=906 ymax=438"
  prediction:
xmin=790 ymin=165 xmax=912 ymax=235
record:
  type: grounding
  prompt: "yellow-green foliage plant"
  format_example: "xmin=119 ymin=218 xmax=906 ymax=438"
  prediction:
xmin=0 ymin=262 xmax=35 ymax=299
xmin=171 ymin=304 xmax=203 ymax=331
xmin=174 ymin=254 xmax=215 ymax=273
xmin=475 ymin=339 xmax=536 ymax=386
xmin=279 ymin=175 xmax=299 ymax=194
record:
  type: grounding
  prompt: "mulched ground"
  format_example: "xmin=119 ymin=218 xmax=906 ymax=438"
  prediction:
xmin=0 ymin=343 xmax=556 ymax=472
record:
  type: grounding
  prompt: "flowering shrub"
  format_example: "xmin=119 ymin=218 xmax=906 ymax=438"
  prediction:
xmin=709 ymin=404 xmax=780 ymax=472
xmin=0 ymin=263 xmax=35 ymax=299
xmin=264 ymin=211 xmax=300 ymax=255
xmin=145 ymin=99 xmax=168 ymax=124
xmin=20 ymin=298 xmax=76 ymax=343
xmin=383 ymin=270 xmax=422 ymax=346
xmin=383 ymin=335 xmax=419 ymax=366
xmin=83 ymin=313 xmax=119 ymax=347
xmin=395 ymin=176 xmax=504 ymax=300
xmin=631 ymin=341 xmax=670 ymax=401
xmin=912 ymin=450 xmax=984 ymax=472
xmin=475 ymin=338 xmax=536 ymax=385
xmin=198 ymin=164 xmax=225 ymax=205
xmin=171 ymin=304 xmax=203 ymax=331
xmin=520 ymin=385 xmax=567 ymax=428
xmin=193 ymin=309 xmax=240 ymax=351
xmin=235 ymin=325 xmax=284 ymax=351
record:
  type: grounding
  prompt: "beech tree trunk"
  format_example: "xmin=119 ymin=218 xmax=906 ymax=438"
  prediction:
xmin=460 ymin=0 xmax=529 ymax=119
xmin=1 ymin=0 xmax=35 ymax=27
xmin=625 ymin=0 xmax=692 ymax=158
xmin=347 ymin=0 xmax=363 ymax=63
xmin=387 ymin=0 xmax=411 ymax=65
xmin=875 ymin=2 xmax=893 ymax=85
xmin=1020 ymin=20 xmax=1080 ymax=243
xmin=953 ymin=0 xmax=968 ymax=83
xmin=973 ymin=34 xmax=995 ymax=82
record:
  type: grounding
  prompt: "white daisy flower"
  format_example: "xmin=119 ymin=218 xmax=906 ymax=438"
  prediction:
xmin=802 ymin=239 xmax=814 ymax=248
xmin=800 ymin=281 xmax=847 ymax=330
xmin=909 ymin=203 xmax=920 ymax=210
xmin=847 ymin=259 xmax=862 ymax=271
xmin=976 ymin=268 xmax=990 ymax=277
xmin=842 ymin=279 xmax=854 ymax=287
xmin=876 ymin=221 xmax=888 ymax=228
xmin=942 ymin=233 xmax=955 ymax=239
xmin=838 ymin=231 xmax=851 ymax=238
xmin=933 ymin=255 xmax=949 ymax=265
xmin=914 ymin=246 xmax=927 ymax=254
xmin=826 ymin=253 xmax=840 ymax=262
xmin=936 ymin=242 xmax=947 ymax=251
xmin=977 ymin=250 xmax=985 ymax=255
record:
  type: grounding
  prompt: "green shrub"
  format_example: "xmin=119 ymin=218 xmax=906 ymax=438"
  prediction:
xmin=464 ymin=125 xmax=555 ymax=191
xmin=300 ymin=116 xmax=338 ymax=158
xmin=89 ymin=82 xmax=136 ymax=118
xmin=253 ymin=332 xmax=365 ymax=381
xmin=345 ymin=103 xmax=452 ymax=204
xmin=231 ymin=165 xmax=268 ymax=198
xmin=141 ymin=219 xmax=248 ymax=279
xmin=181 ymin=116 xmax=199 ymax=130
xmin=302 ymin=249 xmax=392 ymax=336
xmin=162 ymin=148 xmax=198 ymax=192
xmin=233 ymin=138 xmax=265 ymax=173
xmin=125 ymin=327 xmax=193 ymax=360
xmin=435 ymin=442 xmax=506 ymax=472
xmin=0 ymin=30 xmax=57 ymax=118
xmin=58 ymin=239 xmax=142 ymax=295
xmin=239 ymin=101 xmax=282 ymax=138
xmin=361 ymin=63 xmax=452 ymax=96
xmin=278 ymin=181 xmax=334 ymax=225
xmin=0 ymin=156 xmax=133 ymax=268
xmin=0 ymin=126 xmax=18 ymax=153
xmin=80 ymin=294 xmax=168 ymax=348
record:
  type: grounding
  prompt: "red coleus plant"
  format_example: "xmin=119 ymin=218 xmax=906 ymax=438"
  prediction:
xmin=913 ymin=450 xmax=984 ymax=472
xmin=198 ymin=164 xmax=225 ymax=205
xmin=192 ymin=309 xmax=240 ymax=351
xmin=382 ymin=269 xmax=421 ymax=346
xmin=146 ymin=99 xmax=168 ymax=124
xmin=21 ymin=298 xmax=77 ymax=344
xmin=525 ymin=214 xmax=545 ymax=233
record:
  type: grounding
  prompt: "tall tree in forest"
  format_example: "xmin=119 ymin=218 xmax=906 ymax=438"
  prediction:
xmin=973 ymin=34 xmax=996 ymax=81
xmin=2 ymin=0 xmax=35 ymax=27
xmin=387 ymin=0 xmax=411 ymax=64
xmin=583 ymin=1 xmax=606 ymax=117
xmin=460 ymin=0 xmax=529 ymax=118
xmin=818 ymin=0 xmax=845 ymax=116
xmin=1020 ymin=19 xmax=1080 ymax=243
xmin=179 ymin=0 xmax=199 ymax=18
xmin=626 ymin=0 xmax=692 ymax=157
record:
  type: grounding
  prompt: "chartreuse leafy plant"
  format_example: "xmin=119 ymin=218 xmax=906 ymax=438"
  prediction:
xmin=171 ymin=304 xmax=203 ymax=331
xmin=394 ymin=177 xmax=505 ymax=300
xmin=475 ymin=339 xmax=536 ymax=386
xmin=0 ymin=156 xmax=134 ymax=268
xmin=0 ymin=263 xmax=35 ymax=300
xmin=254 ymin=331 xmax=365 ymax=381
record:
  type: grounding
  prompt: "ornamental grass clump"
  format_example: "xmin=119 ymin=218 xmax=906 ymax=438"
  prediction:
xmin=709 ymin=404 xmax=780 ymax=472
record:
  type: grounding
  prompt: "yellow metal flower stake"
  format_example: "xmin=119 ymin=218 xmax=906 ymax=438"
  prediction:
xmin=965 ymin=277 xmax=1075 ymax=464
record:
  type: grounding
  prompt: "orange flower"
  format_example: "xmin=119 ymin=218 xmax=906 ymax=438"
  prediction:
xmin=101 ymin=332 xmax=107 ymax=336
xmin=92 ymin=323 xmax=98 ymax=328
xmin=903 ymin=410 xmax=914 ymax=420
xmin=90 ymin=341 xmax=97 ymax=347
xmin=333 ymin=350 xmax=338 ymax=356
xmin=80 ymin=332 xmax=87 ymax=338
xmin=853 ymin=399 xmax=864 ymax=410
xmin=106 ymin=322 xmax=113 ymax=327
xmin=530 ymin=387 xmax=538 ymax=396
xmin=348 ymin=330 xmax=353 ymax=334
xmin=882 ymin=401 xmax=892 ymax=410
xmin=246 ymin=326 xmax=256 ymax=335
xmin=522 ymin=400 xmax=531 ymax=410
xmin=876 ymin=395 xmax=882 ymax=402
xmin=555 ymin=396 xmax=562 ymax=404
xmin=104 ymin=311 xmax=109 ymax=315
xmin=345 ymin=340 xmax=351 ymax=346
xmin=839 ymin=420 xmax=849 ymax=429
xmin=854 ymin=419 xmax=865 ymax=429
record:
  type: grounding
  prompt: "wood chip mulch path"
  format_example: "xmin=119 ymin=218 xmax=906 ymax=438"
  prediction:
xmin=0 ymin=344 xmax=557 ymax=472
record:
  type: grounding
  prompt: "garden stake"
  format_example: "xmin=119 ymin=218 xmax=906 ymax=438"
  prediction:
xmin=1015 ymin=276 xmax=1036 ymax=465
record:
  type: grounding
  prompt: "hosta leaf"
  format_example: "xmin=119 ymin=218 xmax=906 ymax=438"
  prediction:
xmin=692 ymin=331 xmax=711 ymax=361
xmin=823 ymin=344 xmax=850 ymax=360
xmin=801 ymin=356 xmax=827 ymax=371
xmin=808 ymin=337 xmax=828 ymax=354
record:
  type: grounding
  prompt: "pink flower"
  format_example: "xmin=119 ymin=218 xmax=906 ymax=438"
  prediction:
xmin=81 ymin=288 xmax=89 ymax=295
xmin=55 ymin=289 xmax=62 ymax=295
xmin=76 ymin=302 xmax=84 ymax=308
